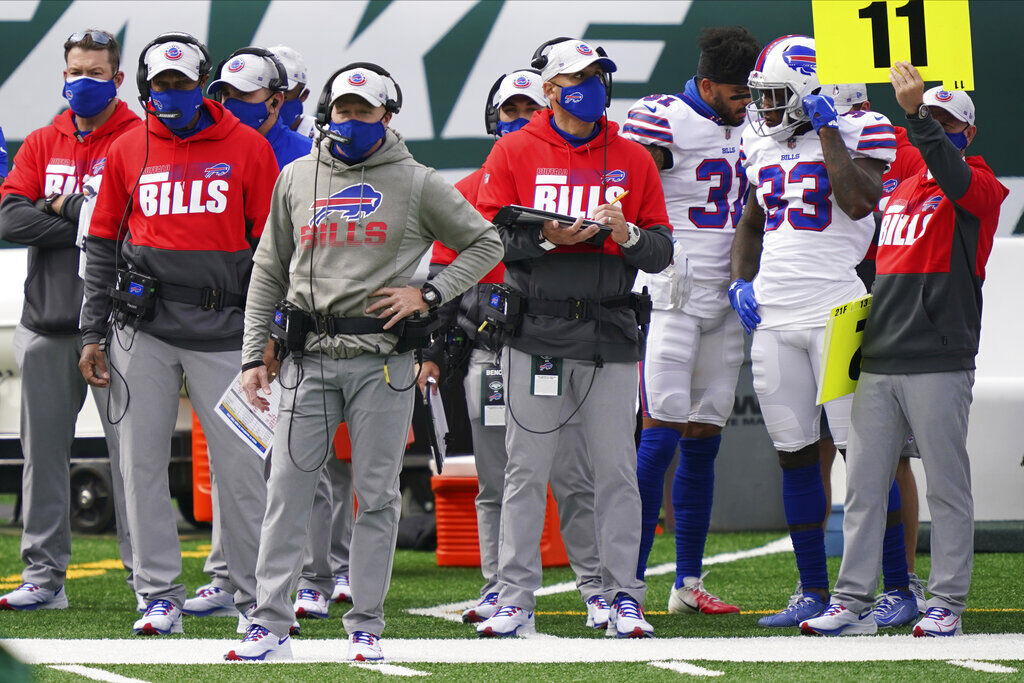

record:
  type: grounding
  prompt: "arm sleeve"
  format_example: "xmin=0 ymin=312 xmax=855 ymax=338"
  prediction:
xmin=0 ymin=133 xmax=79 ymax=247
xmin=851 ymin=115 xmax=898 ymax=166
xmin=243 ymin=141 xmax=279 ymax=241
xmin=620 ymin=152 xmax=673 ymax=273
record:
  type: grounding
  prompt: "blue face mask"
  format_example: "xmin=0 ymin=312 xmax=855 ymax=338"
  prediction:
xmin=149 ymin=86 xmax=204 ymax=130
xmin=280 ymin=98 xmax=304 ymax=127
xmin=946 ymin=130 xmax=969 ymax=150
xmin=495 ymin=118 xmax=529 ymax=137
xmin=63 ymin=77 xmax=117 ymax=118
xmin=328 ymin=119 xmax=386 ymax=160
xmin=223 ymin=98 xmax=271 ymax=131
xmin=558 ymin=75 xmax=607 ymax=123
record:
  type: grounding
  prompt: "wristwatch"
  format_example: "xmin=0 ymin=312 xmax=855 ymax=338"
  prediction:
xmin=909 ymin=103 xmax=930 ymax=120
xmin=43 ymin=193 xmax=60 ymax=215
xmin=420 ymin=282 xmax=442 ymax=312
xmin=621 ymin=222 xmax=642 ymax=249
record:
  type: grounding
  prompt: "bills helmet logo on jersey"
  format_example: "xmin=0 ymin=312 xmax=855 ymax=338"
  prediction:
xmin=512 ymin=74 xmax=532 ymax=89
xmin=227 ymin=57 xmax=245 ymax=73
xmin=782 ymin=44 xmax=816 ymax=76
xmin=882 ymin=178 xmax=899 ymax=194
xmin=204 ymin=162 xmax=231 ymax=178
xmin=310 ymin=183 xmax=383 ymax=225
xmin=91 ymin=158 xmax=106 ymax=175
xmin=348 ymin=73 xmax=366 ymax=86
xmin=922 ymin=195 xmax=944 ymax=211
xmin=576 ymin=43 xmax=594 ymax=56
xmin=164 ymin=46 xmax=182 ymax=60
xmin=604 ymin=169 xmax=627 ymax=184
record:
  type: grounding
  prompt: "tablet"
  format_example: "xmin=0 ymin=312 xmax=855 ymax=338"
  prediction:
xmin=492 ymin=204 xmax=611 ymax=247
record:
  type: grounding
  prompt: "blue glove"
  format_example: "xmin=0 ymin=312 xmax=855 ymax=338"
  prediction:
xmin=728 ymin=278 xmax=761 ymax=334
xmin=802 ymin=94 xmax=839 ymax=133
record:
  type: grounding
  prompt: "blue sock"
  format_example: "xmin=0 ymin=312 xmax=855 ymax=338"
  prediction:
xmin=781 ymin=463 xmax=828 ymax=591
xmin=672 ymin=435 xmax=721 ymax=588
xmin=882 ymin=480 xmax=910 ymax=593
xmin=635 ymin=427 xmax=680 ymax=580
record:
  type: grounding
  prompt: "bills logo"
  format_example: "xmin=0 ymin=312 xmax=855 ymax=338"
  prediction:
xmin=348 ymin=73 xmax=366 ymax=86
xmin=164 ymin=46 xmax=182 ymax=61
xmin=310 ymin=183 xmax=383 ymax=225
xmin=564 ymin=91 xmax=584 ymax=104
xmin=227 ymin=57 xmax=245 ymax=73
xmin=512 ymin=75 xmax=532 ymax=89
xmin=604 ymin=169 xmax=627 ymax=184
xmin=64 ymin=87 xmax=72 ymax=99
xmin=922 ymin=195 xmax=943 ymax=211
xmin=274 ymin=310 xmax=284 ymax=325
xmin=91 ymin=158 xmax=106 ymax=175
xmin=204 ymin=162 xmax=231 ymax=178
xmin=128 ymin=283 xmax=144 ymax=296
xmin=576 ymin=43 xmax=594 ymax=56
xmin=538 ymin=360 xmax=553 ymax=371
xmin=882 ymin=178 xmax=899 ymax=194
xmin=488 ymin=391 xmax=503 ymax=401
xmin=152 ymin=97 xmax=165 ymax=111
xmin=935 ymin=90 xmax=954 ymax=102
xmin=489 ymin=293 xmax=502 ymax=307
xmin=782 ymin=44 xmax=817 ymax=76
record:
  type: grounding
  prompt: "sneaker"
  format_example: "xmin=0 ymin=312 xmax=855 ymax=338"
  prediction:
xmin=331 ymin=575 xmax=352 ymax=603
xmin=237 ymin=605 xmax=301 ymax=636
xmin=913 ymin=607 xmax=963 ymax=637
xmin=758 ymin=593 xmax=828 ymax=628
xmin=0 ymin=583 xmax=68 ymax=611
xmin=908 ymin=573 xmax=927 ymax=613
xmin=800 ymin=602 xmax=877 ymax=635
xmin=462 ymin=592 xmax=499 ymax=624
xmin=136 ymin=592 xmax=147 ymax=613
xmin=585 ymin=595 xmax=611 ymax=629
xmin=872 ymin=589 xmax=918 ymax=628
xmin=477 ymin=605 xmax=536 ymax=637
xmin=668 ymin=572 xmax=740 ymax=614
xmin=348 ymin=631 xmax=383 ymax=661
xmin=225 ymin=624 xmax=292 ymax=661
xmin=132 ymin=599 xmax=183 ymax=635
xmin=606 ymin=593 xmax=654 ymax=639
xmin=182 ymin=584 xmax=235 ymax=617
xmin=294 ymin=588 xmax=329 ymax=619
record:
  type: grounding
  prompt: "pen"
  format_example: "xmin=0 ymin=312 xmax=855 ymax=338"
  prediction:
xmin=608 ymin=191 xmax=629 ymax=206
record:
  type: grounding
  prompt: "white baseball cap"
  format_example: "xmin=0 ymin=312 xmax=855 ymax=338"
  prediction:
xmin=493 ymin=70 xmax=547 ymax=109
xmin=208 ymin=53 xmax=281 ymax=94
xmin=269 ymin=45 xmax=308 ymax=89
xmin=829 ymin=83 xmax=868 ymax=114
xmin=329 ymin=67 xmax=391 ymax=108
xmin=923 ymin=86 xmax=975 ymax=125
xmin=538 ymin=39 xmax=617 ymax=82
xmin=145 ymin=41 xmax=205 ymax=81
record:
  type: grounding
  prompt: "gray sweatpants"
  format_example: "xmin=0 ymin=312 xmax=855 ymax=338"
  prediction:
xmin=299 ymin=456 xmax=354 ymax=591
xmin=464 ymin=347 xmax=601 ymax=601
xmin=497 ymin=347 xmax=646 ymax=610
xmin=201 ymin=466 xmax=236 ymax=594
xmin=252 ymin=351 xmax=414 ymax=638
xmin=14 ymin=325 xmax=133 ymax=592
xmin=833 ymin=370 xmax=975 ymax=614
xmin=109 ymin=330 xmax=266 ymax=611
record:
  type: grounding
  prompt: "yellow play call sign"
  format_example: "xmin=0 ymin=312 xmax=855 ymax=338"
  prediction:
xmin=817 ymin=294 xmax=872 ymax=405
xmin=812 ymin=0 xmax=974 ymax=91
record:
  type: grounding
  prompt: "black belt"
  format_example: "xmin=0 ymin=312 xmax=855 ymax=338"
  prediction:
xmin=315 ymin=314 xmax=397 ymax=336
xmin=524 ymin=294 xmax=634 ymax=321
xmin=160 ymin=283 xmax=245 ymax=311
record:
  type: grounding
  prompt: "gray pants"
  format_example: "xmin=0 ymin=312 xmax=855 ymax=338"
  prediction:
xmin=299 ymin=456 xmax=354 ymax=591
xmin=14 ymin=325 xmax=133 ymax=592
xmin=834 ymin=370 xmax=975 ymax=614
xmin=201 ymin=467 xmax=236 ymax=593
xmin=465 ymin=347 xmax=601 ymax=600
xmin=109 ymin=330 xmax=266 ymax=611
xmin=497 ymin=347 xmax=646 ymax=610
xmin=252 ymin=351 xmax=413 ymax=637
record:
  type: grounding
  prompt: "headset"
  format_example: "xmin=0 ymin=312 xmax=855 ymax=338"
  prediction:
xmin=208 ymin=46 xmax=289 ymax=97
xmin=136 ymin=32 xmax=212 ymax=109
xmin=484 ymin=68 xmax=542 ymax=136
xmin=315 ymin=61 xmax=403 ymax=127
xmin=530 ymin=36 xmax=612 ymax=107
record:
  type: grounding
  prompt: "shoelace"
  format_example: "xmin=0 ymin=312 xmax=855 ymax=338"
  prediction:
xmin=822 ymin=603 xmax=846 ymax=617
xmin=335 ymin=575 xmax=350 ymax=587
xmin=924 ymin=606 xmax=953 ymax=620
xmin=352 ymin=631 xmax=378 ymax=646
xmin=787 ymin=581 xmax=804 ymax=607
xmin=783 ymin=596 xmax=818 ymax=614
xmin=17 ymin=583 xmax=40 ymax=593
xmin=242 ymin=625 xmax=270 ymax=642
xmin=587 ymin=595 xmax=609 ymax=609
xmin=297 ymin=589 xmax=323 ymax=603
xmin=480 ymin=593 xmax=499 ymax=606
xmin=145 ymin=599 xmax=174 ymax=617
xmin=615 ymin=596 xmax=643 ymax=620
xmin=493 ymin=605 xmax=522 ymax=618
xmin=197 ymin=586 xmax=221 ymax=598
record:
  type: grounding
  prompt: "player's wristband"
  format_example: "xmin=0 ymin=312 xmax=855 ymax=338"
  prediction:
xmin=242 ymin=360 xmax=264 ymax=372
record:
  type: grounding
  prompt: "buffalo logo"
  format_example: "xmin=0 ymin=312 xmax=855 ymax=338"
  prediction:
xmin=91 ymin=159 xmax=106 ymax=175
xmin=538 ymin=360 xmax=553 ymax=371
xmin=274 ymin=310 xmax=284 ymax=325
xmin=604 ymin=169 xmax=627 ymax=184
xmin=152 ymin=97 xmax=165 ymax=111
xmin=782 ymin=44 xmax=817 ymax=76
xmin=564 ymin=91 xmax=584 ymax=104
xmin=488 ymin=391 xmax=503 ymax=401
xmin=512 ymin=74 xmax=532 ymax=89
xmin=882 ymin=178 xmax=899 ymax=194
xmin=576 ymin=43 xmax=594 ymax=56
xmin=128 ymin=282 xmax=144 ymax=296
xmin=488 ymin=381 xmax=502 ymax=391
xmin=935 ymin=90 xmax=954 ymax=102
xmin=348 ymin=72 xmax=367 ymax=86
xmin=227 ymin=57 xmax=246 ymax=73
xmin=164 ymin=46 xmax=182 ymax=61
xmin=64 ymin=87 xmax=72 ymax=100
xmin=922 ymin=195 xmax=944 ymax=211
xmin=310 ymin=183 xmax=383 ymax=225
xmin=204 ymin=162 xmax=231 ymax=178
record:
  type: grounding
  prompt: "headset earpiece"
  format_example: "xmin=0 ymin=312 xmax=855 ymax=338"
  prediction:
xmin=484 ymin=67 xmax=544 ymax=136
xmin=136 ymin=32 xmax=212 ymax=103
xmin=530 ymin=36 xmax=573 ymax=71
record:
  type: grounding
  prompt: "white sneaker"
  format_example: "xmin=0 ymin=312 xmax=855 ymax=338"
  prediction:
xmin=348 ymin=631 xmax=383 ymax=661
xmin=237 ymin=604 xmax=301 ymax=636
xmin=476 ymin=605 xmax=536 ymax=637
xmin=462 ymin=592 xmax=499 ymax=624
xmin=800 ymin=602 xmax=877 ymax=636
xmin=668 ymin=573 xmax=740 ymax=614
xmin=132 ymin=599 xmax=183 ymax=635
xmin=294 ymin=588 xmax=329 ymax=619
xmin=331 ymin=575 xmax=352 ymax=603
xmin=182 ymin=584 xmax=235 ymax=617
xmin=0 ymin=583 xmax=68 ymax=611
xmin=606 ymin=594 xmax=654 ymax=639
xmin=225 ymin=624 xmax=293 ymax=661
xmin=913 ymin=607 xmax=963 ymax=637
xmin=585 ymin=595 xmax=610 ymax=629
xmin=908 ymin=572 xmax=927 ymax=613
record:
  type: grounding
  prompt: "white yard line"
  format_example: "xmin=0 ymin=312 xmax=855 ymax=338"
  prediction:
xmin=7 ymin=634 xmax=1024 ymax=665
xmin=947 ymin=659 xmax=1019 ymax=674
xmin=351 ymin=662 xmax=432 ymax=676
xmin=649 ymin=660 xmax=725 ymax=676
xmin=47 ymin=665 xmax=151 ymax=683
xmin=406 ymin=535 xmax=794 ymax=622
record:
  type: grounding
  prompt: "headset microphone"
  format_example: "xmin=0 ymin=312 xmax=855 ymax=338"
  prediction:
xmin=140 ymin=102 xmax=184 ymax=120
xmin=318 ymin=128 xmax=352 ymax=145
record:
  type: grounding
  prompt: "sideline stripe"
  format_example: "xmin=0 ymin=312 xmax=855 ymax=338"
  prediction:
xmin=650 ymin=660 xmax=725 ymax=676
xmin=535 ymin=608 xmax=1024 ymax=617
xmin=48 ymin=664 xmax=151 ymax=682
xmin=948 ymin=659 xmax=1019 ymax=674
xmin=352 ymin=662 xmax=431 ymax=676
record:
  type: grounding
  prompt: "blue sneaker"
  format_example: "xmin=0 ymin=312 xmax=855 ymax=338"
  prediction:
xmin=758 ymin=593 xmax=828 ymax=627
xmin=873 ymin=589 xmax=918 ymax=628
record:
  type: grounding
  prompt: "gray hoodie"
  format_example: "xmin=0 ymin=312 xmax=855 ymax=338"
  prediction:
xmin=243 ymin=130 xmax=503 ymax=363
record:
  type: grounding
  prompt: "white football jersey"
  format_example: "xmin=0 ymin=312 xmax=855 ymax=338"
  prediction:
xmin=622 ymin=92 xmax=746 ymax=304
xmin=741 ymin=112 xmax=897 ymax=329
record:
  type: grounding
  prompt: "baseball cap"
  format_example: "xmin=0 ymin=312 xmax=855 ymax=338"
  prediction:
xmin=923 ymin=86 xmax=975 ymax=125
xmin=493 ymin=70 xmax=547 ymax=109
xmin=539 ymin=39 xmax=617 ymax=82
xmin=829 ymin=83 xmax=868 ymax=114
xmin=145 ymin=40 xmax=205 ymax=81
xmin=208 ymin=53 xmax=281 ymax=94
xmin=329 ymin=67 xmax=391 ymax=108
xmin=269 ymin=45 xmax=308 ymax=89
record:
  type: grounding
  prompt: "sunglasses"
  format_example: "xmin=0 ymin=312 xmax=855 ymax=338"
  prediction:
xmin=67 ymin=30 xmax=113 ymax=45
